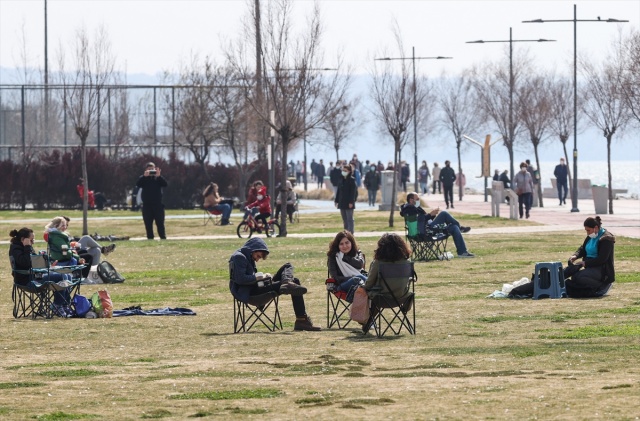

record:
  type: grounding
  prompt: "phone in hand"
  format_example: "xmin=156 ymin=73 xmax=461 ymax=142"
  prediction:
xmin=148 ymin=169 xmax=157 ymax=175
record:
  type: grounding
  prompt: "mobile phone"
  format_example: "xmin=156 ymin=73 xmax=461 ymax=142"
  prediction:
xmin=149 ymin=169 xmax=157 ymax=175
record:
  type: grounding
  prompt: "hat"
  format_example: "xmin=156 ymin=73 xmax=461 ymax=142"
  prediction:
xmin=285 ymin=180 xmax=292 ymax=190
xmin=258 ymin=186 xmax=267 ymax=196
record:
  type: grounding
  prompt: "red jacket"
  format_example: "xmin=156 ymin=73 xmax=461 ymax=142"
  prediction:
xmin=247 ymin=187 xmax=271 ymax=214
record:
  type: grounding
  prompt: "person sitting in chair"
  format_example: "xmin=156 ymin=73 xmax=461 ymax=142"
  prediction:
xmin=399 ymin=192 xmax=475 ymax=258
xmin=203 ymin=182 xmax=232 ymax=226
xmin=565 ymin=216 xmax=615 ymax=298
xmin=229 ymin=237 xmax=321 ymax=331
xmin=327 ymin=230 xmax=367 ymax=300
xmin=10 ymin=227 xmax=74 ymax=317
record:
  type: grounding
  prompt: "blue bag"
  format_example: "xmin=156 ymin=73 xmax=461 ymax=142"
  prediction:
xmin=73 ymin=294 xmax=92 ymax=317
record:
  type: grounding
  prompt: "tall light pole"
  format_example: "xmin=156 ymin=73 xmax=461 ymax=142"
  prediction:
xmin=375 ymin=50 xmax=452 ymax=193
xmin=524 ymin=5 xmax=628 ymax=213
xmin=467 ymin=28 xmax=555 ymax=188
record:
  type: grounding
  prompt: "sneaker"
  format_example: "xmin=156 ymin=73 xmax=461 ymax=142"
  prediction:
xmin=458 ymin=251 xmax=475 ymax=258
xmin=101 ymin=244 xmax=116 ymax=256
xmin=279 ymin=281 xmax=307 ymax=296
xmin=294 ymin=315 xmax=321 ymax=331
xmin=460 ymin=226 xmax=471 ymax=233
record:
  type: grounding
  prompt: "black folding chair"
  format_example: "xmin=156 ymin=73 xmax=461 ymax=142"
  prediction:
xmin=230 ymin=263 xmax=282 ymax=333
xmin=325 ymin=278 xmax=352 ymax=329
xmin=404 ymin=215 xmax=450 ymax=262
xmin=364 ymin=261 xmax=417 ymax=338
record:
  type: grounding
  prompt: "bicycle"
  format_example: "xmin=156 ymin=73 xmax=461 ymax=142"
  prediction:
xmin=236 ymin=210 xmax=281 ymax=239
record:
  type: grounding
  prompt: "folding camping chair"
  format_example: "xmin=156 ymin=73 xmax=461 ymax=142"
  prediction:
xmin=325 ymin=278 xmax=352 ymax=329
xmin=363 ymin=261 xmax=417 ymax=338
xmin=404 ymin=215 xmax=450 ymax=262
xmin=230 ymin=263 xmax=282 ymax=333
xmin=10 ymin=254 xmax=82 ymax=319
xmin=204 ymin=208 xmax=222 ymax=226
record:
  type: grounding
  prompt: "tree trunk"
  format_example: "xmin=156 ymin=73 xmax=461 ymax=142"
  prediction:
xmin=607 ymin=135 xmax=613 ymax=215
xmin=508 ymin=145 xmax=515 ymax=186
xmin=561 ymin=140 xmax=573 ymax=199
xmin=456 ymin=137 xmax=463 ymax=201
xmin=533 ymin=144 xmax=544 ymax=208
xmin=279 ymin=140 xmax=289 ymax=237
xmin=81 ymin=141 xmax=89 ymax=236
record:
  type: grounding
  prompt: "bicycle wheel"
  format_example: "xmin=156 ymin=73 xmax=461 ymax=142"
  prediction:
xmin=237 ymin=221 xmax=253 ymax=239
xmin=266 ymin=221 xmax=280 ymax=238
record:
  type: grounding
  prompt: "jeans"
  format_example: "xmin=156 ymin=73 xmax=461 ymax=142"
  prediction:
xmin=367 ymin=189 xmax=377 ymax=206
xmin=340 ymin=208 xmax=355 ymax=233
xmin=557 ymin=182 xmax=568 ymax=204
xmin=418 ymin=211 xmax=468 ymax=255
xmin=206 ymin=203 xmax=232 ymax=222
xmin=336 ymin=274 xmax=367 ymax=293
xmin=420 ymin=182 xmax=428 ymax=194
xmin=518 ymin=193 xmax=532 ymax=218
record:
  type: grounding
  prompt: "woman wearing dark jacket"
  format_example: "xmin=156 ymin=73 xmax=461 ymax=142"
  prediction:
xmin=327 ymin=231 xmax=366 ymax=298
xmin=565 ymin=216 xmax=615 ymax=298
xmin=335 ymin=164 xmax=358 ymax=233
xmin=9 ymin=227 xmax=72 ymax=316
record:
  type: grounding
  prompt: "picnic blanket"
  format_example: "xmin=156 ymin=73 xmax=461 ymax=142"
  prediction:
xmin=112 ymin=306 xmax=196 ymax=317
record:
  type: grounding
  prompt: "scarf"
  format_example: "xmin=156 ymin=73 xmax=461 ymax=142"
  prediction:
xmin=336 ymin=252 xmax=363 ymax=278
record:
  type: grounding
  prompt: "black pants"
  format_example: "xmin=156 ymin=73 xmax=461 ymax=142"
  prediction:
xmin=142 ymin=203 xmax=166 ymax=239
xmin=432 ymin=180 xmax=441 ymax=194
xmin=443 ymin=184 xmax=454 ymax=206
xmin=249 ymin=263 xmax=306 ymax=317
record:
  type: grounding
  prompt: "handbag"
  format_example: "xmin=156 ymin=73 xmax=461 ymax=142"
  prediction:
xmin=349 ymin=287 xmax=370 ymax=324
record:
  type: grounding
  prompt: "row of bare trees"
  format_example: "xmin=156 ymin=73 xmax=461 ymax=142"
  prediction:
xmin=3 ymin=1 xmax=638 ymax=232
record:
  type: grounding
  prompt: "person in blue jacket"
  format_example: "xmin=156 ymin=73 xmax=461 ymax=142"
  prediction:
xmin=229 ymin=238 xmax=320 ymax=331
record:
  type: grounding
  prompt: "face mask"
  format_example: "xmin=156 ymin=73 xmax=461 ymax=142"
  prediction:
xmin=413 ymin=202 xmax=419 ymax=207
xmin=588 ymin=233 xmax=598 ymax=239
xmin=341 ymin=171 xmax=349 ymax=177
xmin=257 ymin=195 xmax=264 ymax=200
xmin=371 ymin=167 xmax=376 ymax=172
xmin=521 ymin=168 xmax=527 ymax=173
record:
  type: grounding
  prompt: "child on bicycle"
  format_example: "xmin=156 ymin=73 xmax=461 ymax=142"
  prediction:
xmin=245 ymin=186 xmax=271 ymax=231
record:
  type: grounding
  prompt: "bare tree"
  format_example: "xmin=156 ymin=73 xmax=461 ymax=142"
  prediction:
xmin=548 ymin=75 xmax=579 ymax=198
xmin=619 ymin=29 xmax=640 ymax=124
xmin=317 ymin=94 xmax=361 ymax=162
xmin=518 ymin=74 xmax=555 ymax=207
xmin=370 ymin=30 xmax=424 ymax=227
xmin=580 ymin=48 xmax=631 ymax=214
xmin=438 ymin=71 xmax=485 ymax=201
xmin=228 ymin=0 xmax=348 ymax=236
xmin=471 ymin=50 xmax=530 ymax=184
xmin=56 ymin=25 xmax=116 ymax=234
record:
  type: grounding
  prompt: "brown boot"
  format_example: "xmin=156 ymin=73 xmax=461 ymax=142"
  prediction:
xmin=294 ymin=315 xmax=321 ymax=331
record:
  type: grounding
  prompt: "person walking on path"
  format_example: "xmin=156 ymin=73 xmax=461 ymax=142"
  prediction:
xmin=329 ymin=160 xmax=343 ymax=200
xmin=419 ymin=161 xmax=431 ymax=194
xmin=335 ymin=164 xmax=358 ymax=233
xmin=363 ymin=164 xmax=381 ymax=207
xmin=514 ymin=161 xmax=534 ymax=219
xmin=136 ymin=162 xmax=168 ymax=240
xmin=554 ymin=157 xmax=569 ymax=206
xmin=432 ymin=162 xmax=441 ymax=194
xmin=439 ymin=160 xmax=456 ymax=209
xmin=316 ymin=159 xmax=326 ymax=189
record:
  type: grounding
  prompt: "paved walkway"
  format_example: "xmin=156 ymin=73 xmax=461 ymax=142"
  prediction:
xmin=1 ymin=193 xmax=637 ymax=243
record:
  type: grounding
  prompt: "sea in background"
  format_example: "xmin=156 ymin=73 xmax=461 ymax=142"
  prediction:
xmin=451 ymin=160 xmax=639 ymax=198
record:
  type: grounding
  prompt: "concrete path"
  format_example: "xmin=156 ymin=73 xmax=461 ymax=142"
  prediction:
xmin=1 ymin=193 xmax=637 ymax=243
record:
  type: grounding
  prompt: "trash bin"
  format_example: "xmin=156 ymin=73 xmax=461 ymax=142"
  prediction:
xmin=591 ymin=185 xmax=608 ymax=214
xmin=379 ymin=171 xmax=395 ymax=211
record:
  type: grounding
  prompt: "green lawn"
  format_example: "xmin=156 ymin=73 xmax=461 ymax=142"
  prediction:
xmin=1 ymin=210 xmax=638 ymax=420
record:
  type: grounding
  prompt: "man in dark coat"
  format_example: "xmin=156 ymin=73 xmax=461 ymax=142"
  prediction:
xmin=363 ymin=164 xmax=380 ymax=206
xmin=329 ymin=159 xmax=343 ymax=199
xmin=554 ymin=157 xmax=569 ymax=206
xmin=316 ymin=159 xmax=326 ymax=189
xmin=439 ymin=160 xmax=457 ymax=209
xmin=229 ymin=237 xmax=320 ymax=331
xmin=136 ymin=162 xmax=168 ymax=240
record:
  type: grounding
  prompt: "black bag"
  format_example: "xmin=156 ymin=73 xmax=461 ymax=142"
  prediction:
xmin=97 ymin=261 xmax=125 ymax=284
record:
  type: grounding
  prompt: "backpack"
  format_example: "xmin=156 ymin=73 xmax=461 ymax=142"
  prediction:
xmin=97 ymin=261 xmax=125 ymax=284
xmin=73 ymin=294 xmax=92 ymax=317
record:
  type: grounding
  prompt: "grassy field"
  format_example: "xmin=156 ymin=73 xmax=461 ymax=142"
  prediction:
xmin=0 ymin=210 xmax=639 ymax=420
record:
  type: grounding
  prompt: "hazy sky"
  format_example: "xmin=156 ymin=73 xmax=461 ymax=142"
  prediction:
xmin=1 ymin=0 xmax=638 ymax=78
xmin=1 ymin=0 xmax=638 ymax=167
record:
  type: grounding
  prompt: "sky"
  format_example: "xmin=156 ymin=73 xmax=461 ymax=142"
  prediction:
xmin=1 ymin=0 xmax=639 ymax=167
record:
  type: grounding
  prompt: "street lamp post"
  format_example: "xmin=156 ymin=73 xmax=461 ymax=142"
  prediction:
xmin=467 ymin=28 xmax=555 ymax=189
xmin=524 ymin=5 xmax=628 ymax=212
xmin=375 ymin=50 xmax=452 ymax=193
